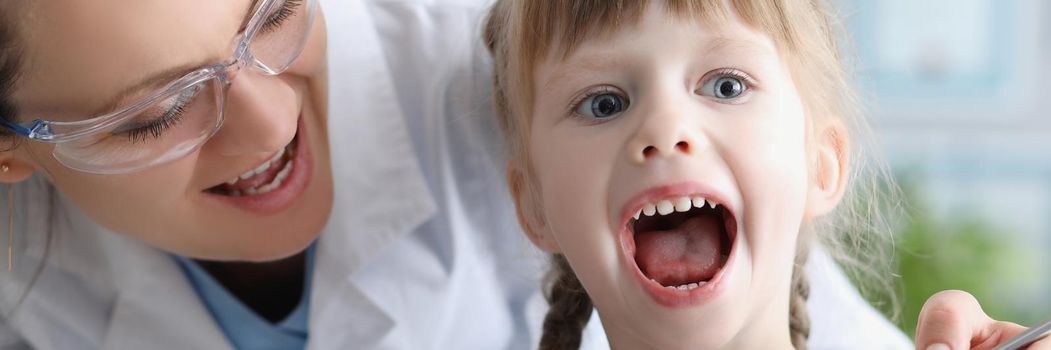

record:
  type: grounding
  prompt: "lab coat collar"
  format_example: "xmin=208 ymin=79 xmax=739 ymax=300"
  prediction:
xmin=98 ymin=239 xmax=232 ymax=350
xmin=58 ymin=197 xmax=232 ymax=350
xmin=307 ymin=0 xmax=438 ymax=348
xmin=0 ymin=177 xmax=231 ymax=350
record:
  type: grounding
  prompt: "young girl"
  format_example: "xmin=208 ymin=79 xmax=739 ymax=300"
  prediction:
xmin=484 ymin=0 xmax=900 ymax=349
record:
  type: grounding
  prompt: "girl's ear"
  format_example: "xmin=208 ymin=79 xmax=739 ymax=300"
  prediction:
xmin=804 ymin=124 xmax=849 ymax=218
xmin=507 ymin=163 xmax=561 ymax=253
xmin=0 ymin=151 xmax=35 ymax=184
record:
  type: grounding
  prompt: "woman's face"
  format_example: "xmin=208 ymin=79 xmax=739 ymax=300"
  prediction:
xmin=7 ymin=0 xmax=333 ymax=261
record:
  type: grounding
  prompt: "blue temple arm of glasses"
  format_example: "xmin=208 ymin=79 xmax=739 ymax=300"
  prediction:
xmin=0 ymin=118 xmax=51 ymax=139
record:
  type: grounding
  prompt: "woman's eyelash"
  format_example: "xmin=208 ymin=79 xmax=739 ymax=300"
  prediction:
xmin=123 ymin=104 xmax=189 ymax=144
xmin=118 ymin=83 xmax=202 ymax=143
xmin=260 ymin=0 xmax=302 ymax=33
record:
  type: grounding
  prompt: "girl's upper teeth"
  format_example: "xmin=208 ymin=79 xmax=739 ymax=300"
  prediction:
xmin=656 ymin=200 xmax=674 ymax=216
xmin=633 ymin=195 xmax=718 ymax=220
xmin=674 ymin=197 xmax=692 ymax=212
xmin=642 ymin=203 xmax=656 ymax=217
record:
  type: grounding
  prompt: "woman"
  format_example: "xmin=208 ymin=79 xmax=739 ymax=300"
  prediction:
xmin=0 ymin=0 xmax=1004 ymax=349
xmin=1 ymin=0 xmax=535 ymax=348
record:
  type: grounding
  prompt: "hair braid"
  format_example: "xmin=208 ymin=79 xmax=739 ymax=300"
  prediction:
xmin=789 ymin=251 xmax=812 ymax=350
xmin=539 ymin=254 xmax=593 ymax=350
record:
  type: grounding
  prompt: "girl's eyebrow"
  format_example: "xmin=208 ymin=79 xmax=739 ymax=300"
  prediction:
xmin=541 ymin=53 xmax=624 ymax=93
xmin=703 ymin=37 xmax=776 ymax=61
xmin=540 ymin=36 xmax=774 ymax=94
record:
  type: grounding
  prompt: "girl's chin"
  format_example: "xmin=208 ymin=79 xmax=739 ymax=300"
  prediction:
xmin=610 ymin=301 xmax=775 ymax=350
xmin=606 ymin=320 xmax=741 ymax=350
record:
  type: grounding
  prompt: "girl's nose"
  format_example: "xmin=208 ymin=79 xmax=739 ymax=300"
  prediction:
xmin=626 ymin=103 xmax=699 ymax=165
xmin=208 ymin=71 xmax=299 ymax=156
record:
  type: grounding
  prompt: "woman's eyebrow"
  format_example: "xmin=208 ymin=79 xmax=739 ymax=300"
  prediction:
xmin=88 ymin=0 xmax=262 ymax=117
xmin=90 ymin=56 xmax=219 ymax=117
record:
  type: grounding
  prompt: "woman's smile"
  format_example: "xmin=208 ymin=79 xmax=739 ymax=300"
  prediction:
xmin=203 ymin=115 xmax=314 ymax=215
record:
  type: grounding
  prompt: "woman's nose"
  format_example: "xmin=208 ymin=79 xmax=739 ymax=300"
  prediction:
xmin=209 ymin=71 xmax=299 ymax=156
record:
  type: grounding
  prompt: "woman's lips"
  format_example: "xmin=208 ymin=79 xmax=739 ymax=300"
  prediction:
xmin=203 ymin=115 xmax=313 ymax=215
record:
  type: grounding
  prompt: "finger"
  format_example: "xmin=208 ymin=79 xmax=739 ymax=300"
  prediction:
xmin=915 ymin=290 xmax=989 ymax=350
xmin=970 ymin=321 xmax=1027 ymax=350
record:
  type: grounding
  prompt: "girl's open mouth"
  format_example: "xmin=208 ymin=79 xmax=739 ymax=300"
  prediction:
xmin=620 ymin=187 xmax=739 ymax=307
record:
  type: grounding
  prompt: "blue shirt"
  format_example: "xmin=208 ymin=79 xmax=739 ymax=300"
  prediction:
xmin=175 ymin=244 xmax=315 ymax=350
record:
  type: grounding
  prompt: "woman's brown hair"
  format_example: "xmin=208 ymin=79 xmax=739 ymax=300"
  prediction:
xmin=0 ymin=4 xmax=25 ymax=141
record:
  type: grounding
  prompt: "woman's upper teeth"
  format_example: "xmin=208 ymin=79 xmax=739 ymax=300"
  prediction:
xmin=633 ymin=196 xmax=719 ymax=220
xmin=225 ymin=149 xmax=288 ymax=185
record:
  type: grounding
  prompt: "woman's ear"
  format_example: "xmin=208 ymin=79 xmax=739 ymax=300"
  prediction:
xmin=804 ymin=124 xmax=849 ymax=218
xmin=0 ymin=151 xmax=35 ymax=184
xmin=507 ymin=163 xmax=560 ymax=253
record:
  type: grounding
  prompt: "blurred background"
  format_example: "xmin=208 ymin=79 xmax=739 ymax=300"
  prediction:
xmin=837 ymin=0 xmax=1051 ymax=337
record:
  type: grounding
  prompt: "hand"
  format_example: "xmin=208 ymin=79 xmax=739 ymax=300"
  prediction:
xmin=915 ymin=290 xmax=1051 ymax=350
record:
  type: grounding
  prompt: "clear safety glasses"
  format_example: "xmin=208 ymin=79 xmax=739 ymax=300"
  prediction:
xmin=0 ymin=0 xmax=318 ymax=174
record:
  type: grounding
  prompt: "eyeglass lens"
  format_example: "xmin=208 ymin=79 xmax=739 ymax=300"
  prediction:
xmin=52 ymin=0 xmax=314 ymax=174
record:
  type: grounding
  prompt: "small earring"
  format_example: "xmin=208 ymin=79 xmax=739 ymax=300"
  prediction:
xmin=2 ymin=163 xmax=12 ymax=272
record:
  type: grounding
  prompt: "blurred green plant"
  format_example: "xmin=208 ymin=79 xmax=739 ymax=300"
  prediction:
xmin=894 ymin=177 xmax=1032 ymax=338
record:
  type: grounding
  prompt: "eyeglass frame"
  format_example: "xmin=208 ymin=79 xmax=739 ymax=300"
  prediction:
xmin=0 ymin=0 xmax=317 ymax=154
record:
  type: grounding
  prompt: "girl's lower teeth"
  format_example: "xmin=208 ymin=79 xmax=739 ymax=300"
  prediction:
xmin=659 ymin=281 xmax=706 ymax=291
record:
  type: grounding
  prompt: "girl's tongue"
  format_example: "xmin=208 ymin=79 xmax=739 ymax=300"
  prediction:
xmin=634 ymin=213 xmax=725 ymax=287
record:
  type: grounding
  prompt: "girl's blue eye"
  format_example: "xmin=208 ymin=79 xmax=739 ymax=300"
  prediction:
xmin=576 ymin=93 xmax=628 ymax=119
xmin=715 ymin=77 xmax=744 ymax=98
xmin=701 ymin=76 xmax=746 ymax=99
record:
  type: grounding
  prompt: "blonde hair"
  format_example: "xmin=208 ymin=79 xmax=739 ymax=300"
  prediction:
xmin=483 ymin=1 xmax=900 ymax=349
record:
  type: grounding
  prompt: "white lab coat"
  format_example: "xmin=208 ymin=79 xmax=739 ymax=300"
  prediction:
xmin=0 ymin=0 xmax=912 ymax=349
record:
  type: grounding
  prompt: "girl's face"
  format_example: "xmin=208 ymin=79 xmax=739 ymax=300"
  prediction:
xmin=5 ymin=0 xmax=333 ymax=261
xmin=520 ymin=5 xmax=843 ymax=349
